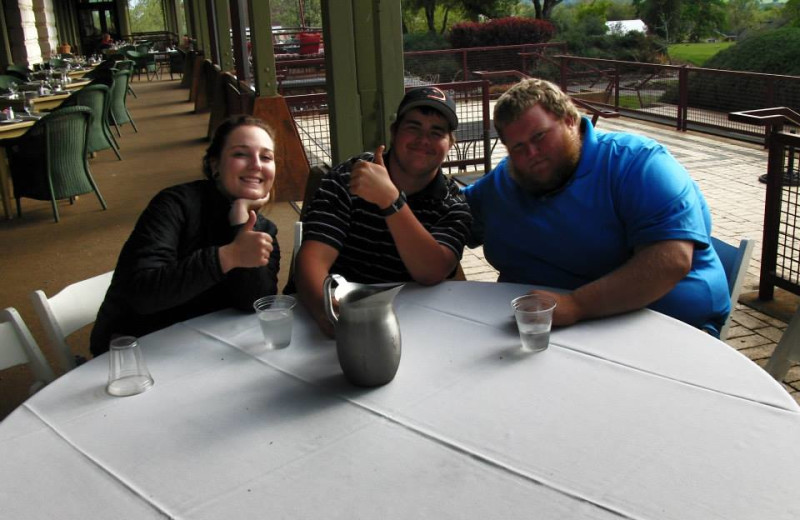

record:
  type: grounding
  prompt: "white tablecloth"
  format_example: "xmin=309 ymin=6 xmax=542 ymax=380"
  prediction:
xmin=2 ymin=281 xmax=799 ymax=519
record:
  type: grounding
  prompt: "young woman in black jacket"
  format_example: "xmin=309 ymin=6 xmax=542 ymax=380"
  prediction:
xmin=90 ymin=116 xmax=280 ymax=356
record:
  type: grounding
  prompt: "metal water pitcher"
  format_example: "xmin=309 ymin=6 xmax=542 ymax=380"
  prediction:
xmin=323 ymin=274 xmax=404 ymax=387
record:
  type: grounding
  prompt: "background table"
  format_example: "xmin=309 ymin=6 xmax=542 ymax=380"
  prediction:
xmin=2 ymin=281 xmax=799 ymax=519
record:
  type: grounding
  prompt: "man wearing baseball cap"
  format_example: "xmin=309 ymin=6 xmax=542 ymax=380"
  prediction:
xmin=294 ymin=86 xmax=472 ymax=336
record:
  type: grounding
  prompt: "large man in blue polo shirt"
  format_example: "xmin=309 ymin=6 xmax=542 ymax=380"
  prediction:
xmin=462 ymin=78 xmax=730 ymax=336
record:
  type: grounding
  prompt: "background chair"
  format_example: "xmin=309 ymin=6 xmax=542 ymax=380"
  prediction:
xmin=766 ymin=308 xmax=800 ymax=381
xmin=0 ymin=307 xmax=56 ymax=395
xmin=6 ymin=105 xmax=107 ymax=222
xmin=124 ymin=49 xmax=156 ymax=81
xmin=62 ymin=83 xmax=121 ymax=160
xmin=31 ymin=271 xmax=113 ymax=371
xmin=84 ymin=58 xmax=117 ymax=80
xmin=169 ymin=49 xmax=185 ymax=80
xmin=0 ymin=74 xmax=23 ymax=92
xmin=711 ymin=236 xmax=754 ymax=339
xmin=48 ymin=58 xmax=66 ymax=70
xmin=108 ymin=69 xmax=138 ymax=135
xmin=111 ymin=59 xmax=137 ymax=98
xmin=4 ymin=64 xmax=31 ymax=81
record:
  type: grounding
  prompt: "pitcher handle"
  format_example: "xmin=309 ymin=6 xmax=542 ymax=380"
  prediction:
xmin=323 ymin=275 xmax=338 ymax=325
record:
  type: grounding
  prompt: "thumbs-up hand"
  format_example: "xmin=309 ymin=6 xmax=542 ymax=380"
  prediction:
xmin=349 ymin=145 xmax=399 ymax=209
xmin=228 ymin=194 xmax=270 ymax=226
xmin=218 ymin=210 xmax=274 ymax=273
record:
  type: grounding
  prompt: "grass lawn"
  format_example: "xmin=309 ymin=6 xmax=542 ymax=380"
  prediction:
xmin=668 ymin=42 xmax=734 ymax=66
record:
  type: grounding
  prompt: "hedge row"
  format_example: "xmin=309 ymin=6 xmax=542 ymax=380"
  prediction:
xmin=448 ymin=17 xmax=555 ymax=48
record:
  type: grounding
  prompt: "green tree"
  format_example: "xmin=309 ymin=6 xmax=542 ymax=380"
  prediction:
xmin=403 ymin=0 xmax=459 ymax=34
xmin=682 ymin=0 xmax=725 ymax=42
xmin=725 ymin=0 xmax=760 ymax=38
xmin=129 ymin=0 xmax=165 ymax=33
xmin=574 ymin=0 xmax=614 ymax=23
xmin=270 ymin=0 xmax=322 ymax=28
xmin=606 ymin=1 xmax=637 ymax=21
xmin=459 ymin=0 xmax=519 ymax=20
xmin=784 ymin=0 xmax=800 ymax=27
xmin=633 ymin=0 xmax=684 ymax=42
xmin=531 ymin=0 xmax=566 ymax=20
xmin=402 ymin=0 xmax=515 ymax=34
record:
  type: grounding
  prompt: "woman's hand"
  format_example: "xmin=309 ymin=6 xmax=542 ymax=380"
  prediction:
xmin=228 ymin=195 xmax=270 ymax=226
xmin=218 ymin=210 xmax=273 ymax=273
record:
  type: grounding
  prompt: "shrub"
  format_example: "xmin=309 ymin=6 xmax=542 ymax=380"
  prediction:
xmin=403 ymin=32 xmax=451 ymax=52
xmin=403 ymin=54 xmax=461 ymax=83
xmin=552 ymin=11 xmax=664 ymax=62
xmin=660 ymin=28 xmax=800 ymax=113
xmin=448 ymin=17 xmax=555 ymax=49
xmin=704 ymin=27 xmax=800 ymax=75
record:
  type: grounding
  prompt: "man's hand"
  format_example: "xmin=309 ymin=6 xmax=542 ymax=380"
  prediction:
xmin=229 ymin=195 xmax=270 ymax=226
xmin=526 ymin=289 xmax=582 ymax=327
xmin=349 ymin=145 xmax=399 ymax=209
xmin=218 ymin=210 xmax=273 ymax=273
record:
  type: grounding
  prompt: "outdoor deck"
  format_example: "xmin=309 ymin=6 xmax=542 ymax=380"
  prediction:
xmin=1 ymin=77 xmax=798 ymax=421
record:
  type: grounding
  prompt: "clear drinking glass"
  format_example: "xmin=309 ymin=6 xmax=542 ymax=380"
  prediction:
xmin=23 ymin=91 xmax=34 ymax=116
xmin=106 ymin=336 xmax=154 ymax=397
xmin=511 ymin=294 xmax=557 ymax=353
xmin=253 ymin=295 xmax=297 ymax=349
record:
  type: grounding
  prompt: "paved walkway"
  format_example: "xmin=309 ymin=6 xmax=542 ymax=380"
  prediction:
xmin=454 ymin=116 xmax=800 ymax=404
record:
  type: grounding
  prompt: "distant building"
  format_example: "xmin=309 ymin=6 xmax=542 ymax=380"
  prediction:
xmin=605 ymin=19 xmax=648 ymax=36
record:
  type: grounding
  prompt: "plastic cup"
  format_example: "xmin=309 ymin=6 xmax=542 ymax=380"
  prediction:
xmin=253 ymin=295 xmax=297 ymax=350
xmin=106 ymin=336 xmax=154 ymax=396
xmin=511 ymin=294 xmax=557 ymax=353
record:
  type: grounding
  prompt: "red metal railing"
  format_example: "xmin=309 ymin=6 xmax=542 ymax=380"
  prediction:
xmin=555 ymin=55 xmax=800 ymax=144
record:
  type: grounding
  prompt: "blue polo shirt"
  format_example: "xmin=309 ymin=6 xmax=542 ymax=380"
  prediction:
xmin=463 ymin=117 xmax=730 ymax=335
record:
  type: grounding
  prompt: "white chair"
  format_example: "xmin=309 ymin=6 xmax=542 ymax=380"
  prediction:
xmin=711 ymin=236 xmax=754 ymax=340
xmin=0 ymin=307 xmax=56 ymax=395
xmin=31 ymin=271 xmax=113 ymax=371
xmin=766 ymin=307 xmax=800 ymax=382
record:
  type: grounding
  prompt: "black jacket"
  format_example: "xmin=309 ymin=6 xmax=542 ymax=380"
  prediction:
xmin=90 ymin=180 xmax=279 ymax=356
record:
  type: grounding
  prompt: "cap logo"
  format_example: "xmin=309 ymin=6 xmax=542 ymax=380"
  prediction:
xmin=423 ymin=87 xmax=447 ymax=102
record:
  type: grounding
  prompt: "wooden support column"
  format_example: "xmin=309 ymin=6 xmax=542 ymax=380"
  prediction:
xmin=245 ymin=0 xmax=306 ymax=202
xmin=247 ymin=0 xmax=277 ymax=97
xmin=229 ymin=0 xmax=250 ymax=83
xmin=213 ymin=0 xmax=232 ymax=71
xmin=322 ymin=0 xmax=404 ymax=164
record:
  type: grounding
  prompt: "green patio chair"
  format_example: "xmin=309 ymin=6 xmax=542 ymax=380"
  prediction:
xmin=62 ymin=83 xmax=121 ymax=160
xmin=124 ymin=49 xmax=156 ymax=81
xmin=113 ymin=59 xmax=137 ymax=98
xmin=5 ymin=64 xmax=31 ymax=81
xmin=6 ymin=106 xmax=107 ymax=222
xmin=0 ymin=74 xmax=23 ymax=91
xmin=108 ymin=69 xmax=137 ymax=136
xmin=48 ymin=58 xmax=67 ymax=70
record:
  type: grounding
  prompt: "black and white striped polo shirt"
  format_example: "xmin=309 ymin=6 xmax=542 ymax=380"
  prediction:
xmin=302 ymin=152 xmax=472 ymax=284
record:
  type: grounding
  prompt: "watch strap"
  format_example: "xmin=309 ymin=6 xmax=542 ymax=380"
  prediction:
xmin=378 ymin=191 xmax=407 ymax=217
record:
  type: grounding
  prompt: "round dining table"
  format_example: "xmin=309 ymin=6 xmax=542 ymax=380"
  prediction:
xmin=1 ymin=281 xmax=799 ymax=519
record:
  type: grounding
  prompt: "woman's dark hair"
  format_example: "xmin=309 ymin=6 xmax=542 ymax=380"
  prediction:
xmin=202 ymin=115 xmax=276 ymax=181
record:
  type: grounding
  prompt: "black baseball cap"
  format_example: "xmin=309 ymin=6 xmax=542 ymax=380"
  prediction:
xmin=396 ymin=86 xmax=458 ymax=130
